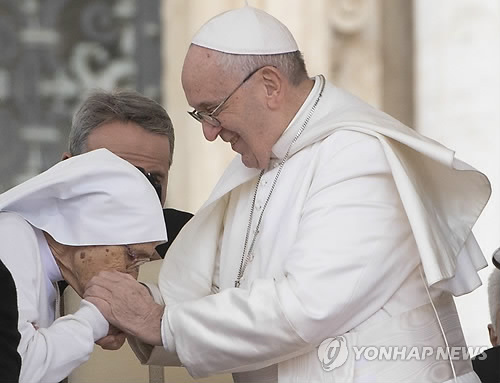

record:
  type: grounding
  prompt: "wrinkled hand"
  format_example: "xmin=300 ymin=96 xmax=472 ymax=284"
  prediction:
xmin=84 ymin=270 xmax=164 ymax=346
xmin=96 ymin=325 xmax=126 ymax=350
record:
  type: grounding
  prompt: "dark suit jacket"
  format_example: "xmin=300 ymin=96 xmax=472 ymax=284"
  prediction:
xmin=155 ymin=208 xmax=193 ymax=258
xmin=472 ymin=346 xmax=500 ymax=383
xmin=0 ymin=259 xmax=21 ymax=383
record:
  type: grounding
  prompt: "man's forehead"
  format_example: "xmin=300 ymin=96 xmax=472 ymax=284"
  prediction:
xmin=182 ymin=49 xmax=234 ymax=107
xmin=183 ymin=46 xmax=228 ymax=83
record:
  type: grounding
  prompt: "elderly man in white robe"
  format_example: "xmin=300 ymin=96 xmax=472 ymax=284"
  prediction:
xmin=85 ymin=5 xmax=491 ymax=383
xmin=0 ymin=149 xmax=166 ymax=383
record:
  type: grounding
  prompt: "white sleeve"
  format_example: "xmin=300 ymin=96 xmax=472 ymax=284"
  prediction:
xmin=18 ymin=301 xmax=108 ymax=383
xmin=0 ymin=214 xmax=108 ymax=383
xmin=163 ymin=134 xmax=420 ymax=378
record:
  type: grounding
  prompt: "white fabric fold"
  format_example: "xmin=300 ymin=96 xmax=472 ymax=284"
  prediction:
xmin=76 ymin=300 xmax=110 ymax=341
xmin=0 ymin=148 xmax=167 ymax=246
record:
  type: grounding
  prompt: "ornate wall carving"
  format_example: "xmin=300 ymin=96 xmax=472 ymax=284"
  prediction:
xmin=0 ymin=0 xmax=161 ymax=191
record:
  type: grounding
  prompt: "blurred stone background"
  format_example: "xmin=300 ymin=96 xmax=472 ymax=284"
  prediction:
xmin=0 ymin=0 xmax=161 ymax=189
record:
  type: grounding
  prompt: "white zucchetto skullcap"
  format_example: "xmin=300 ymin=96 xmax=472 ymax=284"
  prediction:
xmin=0 ymin=148 xmax=167 ymax=246
xmin=191 ymin=5 xmax=298 ymax=55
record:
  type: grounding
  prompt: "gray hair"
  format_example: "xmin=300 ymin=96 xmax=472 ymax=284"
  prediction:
xmin=488 ymin=267 xmax=500 ymax=324
xmin=214 ymin=50 xmax=309 ymax=86
xmin=69 ymin=89 xmax=175 ymax=165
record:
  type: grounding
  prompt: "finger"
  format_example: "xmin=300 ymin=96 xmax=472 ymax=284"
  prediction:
xmin=85 ymin=271 xmax=136 ymax=291
xmin=96 ymin=333 xmax=126 ymax=350
xmin=85 ymin=270 xmax=125 ymax=288
xmin=84 ymin=284 xmax=113 ymax=301
xmin=97 ymin=270 xmax=136 ymax=282
xmin=107 ymin=324 xmax=124 ymax=336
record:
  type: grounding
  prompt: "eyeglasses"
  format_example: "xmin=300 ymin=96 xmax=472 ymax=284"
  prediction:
xmin=124 ymin=244 xmax=160 ymax=271
xmin=136 ymin=166 xmax=162 ymax=200
xmin=124 ymin=244 xmax=139 ymax=260
xmin=187 ymin=66 xmax=265 ymax=127
xmin=493 ymin=248 xmax=500 ymax=269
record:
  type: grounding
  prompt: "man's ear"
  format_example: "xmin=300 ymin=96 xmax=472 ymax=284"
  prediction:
xmin=61 ymin=152 xmax=72 ymax=161
xmin=261 ymin=66 xmax=283 ymax=109
xmin=488 ymin=324 xmax=498 ymax=347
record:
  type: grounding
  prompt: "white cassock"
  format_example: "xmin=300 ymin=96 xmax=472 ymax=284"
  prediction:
xmin=0 ymin=149 xmax=166 ymax=383
xmin=132 ymin=76 xmax=490 ymax=382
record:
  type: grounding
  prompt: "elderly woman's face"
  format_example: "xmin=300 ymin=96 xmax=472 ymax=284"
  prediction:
xmin=69 ymin=242 xmax=160 ymax=296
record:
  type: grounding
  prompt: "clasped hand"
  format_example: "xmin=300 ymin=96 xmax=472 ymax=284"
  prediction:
xmin=84 ymin=270 xmax=165 ymax=346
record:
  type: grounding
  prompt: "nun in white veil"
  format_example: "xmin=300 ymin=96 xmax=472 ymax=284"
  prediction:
xmin=0 ymin=148 xmax=167 ymax=383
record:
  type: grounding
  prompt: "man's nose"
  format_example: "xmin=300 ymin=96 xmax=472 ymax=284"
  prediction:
xmin=202 ymin=122 xmax=223 ymax=142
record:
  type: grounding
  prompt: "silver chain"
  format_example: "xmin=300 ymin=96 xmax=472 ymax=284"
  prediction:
xmin=234 ymin=75 xmax=326 ymax=288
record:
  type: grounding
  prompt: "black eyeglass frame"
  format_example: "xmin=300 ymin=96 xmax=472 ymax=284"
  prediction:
xmin=135 ymin=166 xmax=162 ymax=201
xmin=492 ymin=247 xmax=500 ymax=269
xmin=187 ymin=66 xmax=268 ymax=127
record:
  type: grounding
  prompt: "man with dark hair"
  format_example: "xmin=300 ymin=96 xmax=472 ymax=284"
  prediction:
xmin=64 ymin=89 xmax=192 ymax=257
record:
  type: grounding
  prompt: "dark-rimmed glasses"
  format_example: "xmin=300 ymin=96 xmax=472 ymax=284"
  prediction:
xmin=135 ymin=166 xmax=162 ymax=201
xmin=187 ymin=66 xmax=265 ymax=127
xmin=124 ymin=244 xmax=159 ymax=271
xmin=492 ymin=248 xmax=500 ymax=269
xmin=124 ymin=244 xmax=157 ymax=261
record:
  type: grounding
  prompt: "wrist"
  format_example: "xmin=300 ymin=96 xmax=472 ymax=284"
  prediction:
xmin=134 ymin=302 xmax=165 ymax=346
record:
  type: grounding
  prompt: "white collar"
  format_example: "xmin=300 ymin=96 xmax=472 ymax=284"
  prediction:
xmin=35 ymin=227 xmax=63 ymax=283
xmin=271 ymin=75 xmax=324 ymax=161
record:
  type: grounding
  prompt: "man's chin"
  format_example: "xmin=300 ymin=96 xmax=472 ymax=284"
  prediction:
xmin=241 ymin=154 xmax=266 ymax=169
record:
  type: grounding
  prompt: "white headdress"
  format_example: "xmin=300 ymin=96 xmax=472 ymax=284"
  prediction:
xmin=0 ymin=149 xmax=167 ymax=246
xmin=191 ymin=5 xmax=298 ymax=55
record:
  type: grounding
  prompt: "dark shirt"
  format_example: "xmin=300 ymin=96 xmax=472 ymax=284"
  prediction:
xmin=473 ymin=346 xmax=500 ymax=383
xmin=0 ymin=259 xmax=21 ymax=383
xmin=155 ymin=208 xmax=193 ymax=258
